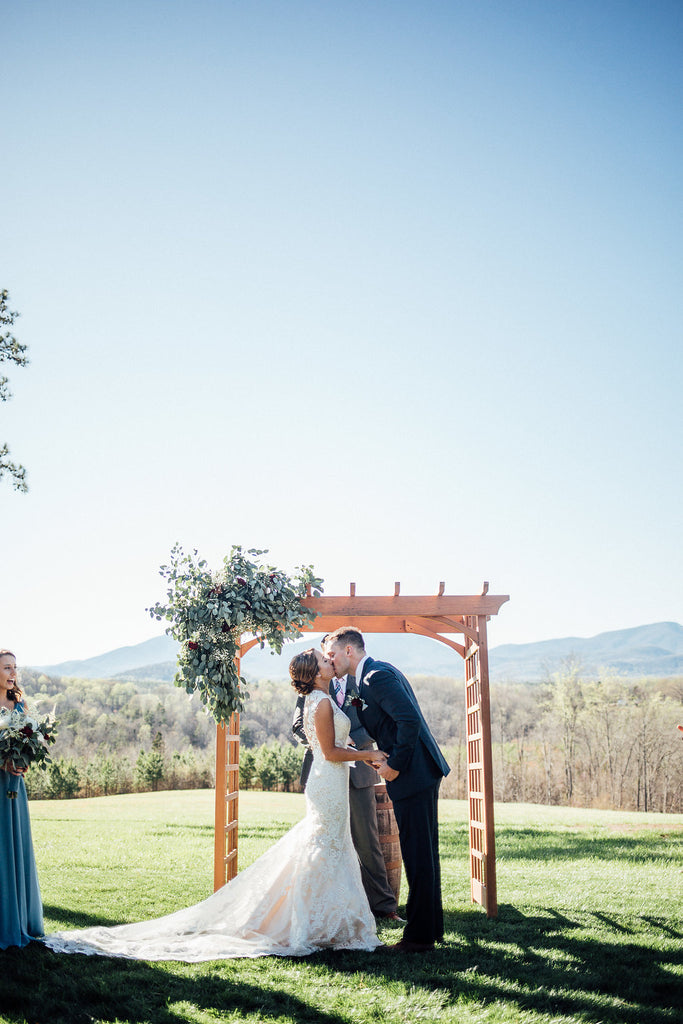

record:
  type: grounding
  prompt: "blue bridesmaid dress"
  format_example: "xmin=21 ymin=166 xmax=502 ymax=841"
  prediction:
xmin=0 ymin=702 xmax=44 ymax=948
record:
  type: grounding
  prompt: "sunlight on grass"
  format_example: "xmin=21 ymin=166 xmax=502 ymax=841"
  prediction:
xmin=10 ymin=792 xmax=682 ymax=1024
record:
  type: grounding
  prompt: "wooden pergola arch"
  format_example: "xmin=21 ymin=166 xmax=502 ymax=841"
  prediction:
xmin=214 ymin=583 xmax=509 ymax=918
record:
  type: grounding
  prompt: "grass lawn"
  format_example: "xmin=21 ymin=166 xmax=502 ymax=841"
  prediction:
xmin=1 ymin=792 xmax=681 ymax=1024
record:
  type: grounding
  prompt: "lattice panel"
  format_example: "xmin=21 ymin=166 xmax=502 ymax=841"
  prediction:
xmin=464 ymin=614 xmax=497 ymax=915
xmin=225 ymin=714 xmax=240 ymax=879
xmin=214 ymin=712 xmax=240 ymax=888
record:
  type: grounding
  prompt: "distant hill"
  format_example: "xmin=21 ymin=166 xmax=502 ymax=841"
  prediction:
xmin=489 ymin=621 xmax=683 ymax=679
xmin=35 ymin=622 xmax=683 ymax=683
xmin=36 ymin=635 xmax=179 ymax=680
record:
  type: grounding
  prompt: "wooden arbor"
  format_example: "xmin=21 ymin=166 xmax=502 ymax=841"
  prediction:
xmin=214 ymin=583 xmax=509 ymax=918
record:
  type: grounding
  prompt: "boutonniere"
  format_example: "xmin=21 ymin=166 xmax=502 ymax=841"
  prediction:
xmin=343 ymin=688 xmax=367 ymax=712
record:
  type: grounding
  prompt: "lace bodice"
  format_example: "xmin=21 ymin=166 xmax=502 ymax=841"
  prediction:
xmin=299 ymin=689 xmax=352 ymax=861
xmin=302 ymin=689 xmax=351 ymax=755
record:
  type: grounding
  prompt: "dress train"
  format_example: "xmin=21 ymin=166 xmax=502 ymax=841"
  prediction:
xmin=43 ymin=691 xmax=379 ymax=960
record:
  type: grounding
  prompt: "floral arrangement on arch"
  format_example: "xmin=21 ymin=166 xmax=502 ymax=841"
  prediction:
xmin=148 ymin=545 xmax=323 ymax=724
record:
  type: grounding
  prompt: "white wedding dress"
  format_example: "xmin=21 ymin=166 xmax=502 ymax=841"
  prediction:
xmin=43 ymin=691 xmax=380 ymax=960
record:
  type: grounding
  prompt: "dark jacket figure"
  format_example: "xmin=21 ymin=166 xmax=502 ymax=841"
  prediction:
xmin=354 ymin=655 xmax=450 ymax=947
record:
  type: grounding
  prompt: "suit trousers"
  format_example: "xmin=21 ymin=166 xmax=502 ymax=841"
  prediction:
xmin=349 ymin=783 xmax=397 ymax=916
xmin=391 ymin=779 xmax=443 ymax=944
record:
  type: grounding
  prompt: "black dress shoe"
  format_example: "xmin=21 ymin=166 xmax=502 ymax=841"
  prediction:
xmin=386 ymin=939 xmax=435 ymax=954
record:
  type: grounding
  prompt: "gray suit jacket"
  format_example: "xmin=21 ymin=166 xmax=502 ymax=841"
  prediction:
xmin=292 ymin=676 xmax=380 ymax=789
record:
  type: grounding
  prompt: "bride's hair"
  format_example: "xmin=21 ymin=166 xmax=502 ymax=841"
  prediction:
xmin=0 ymin=649 xmax=23 ymax=703
xmin=289 ymin=649 xmax=319 ymax=695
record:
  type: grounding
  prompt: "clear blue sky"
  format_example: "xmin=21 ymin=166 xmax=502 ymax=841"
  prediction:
xmin=2 ymin=0 xmax=681 ymax=665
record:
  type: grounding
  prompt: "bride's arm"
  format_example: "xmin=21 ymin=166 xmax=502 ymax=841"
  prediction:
xmin=314 ymin=700 xmax=381 ymax=764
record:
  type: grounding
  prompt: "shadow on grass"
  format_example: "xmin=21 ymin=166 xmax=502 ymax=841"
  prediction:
xmin=150 ymin=824 xmax=214 ymax=833
xmin=42 ymin=904 xmax=125 ymax=930
xmin=496 ymin=827 xmax=683 ymax=865
xmin=333 ymin=904 xmax=682 ymax=1024
xmin=641 ymin=914 xmax=683 ymax=940
xmin=2 ymin=944 xmax=355 ymax=1024
xmin=4 ymin=903 xmax=680 ymax=1024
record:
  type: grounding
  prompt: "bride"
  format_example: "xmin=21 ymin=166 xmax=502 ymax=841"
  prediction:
xmin=43 ymin=650 xmax=383 ymax=960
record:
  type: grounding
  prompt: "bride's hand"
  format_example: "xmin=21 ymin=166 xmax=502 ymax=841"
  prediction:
xmin=355 ymin=749 xmax=379 ymax=763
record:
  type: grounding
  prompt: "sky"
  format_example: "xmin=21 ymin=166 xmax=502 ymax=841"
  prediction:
xmin=2 ymin=0 xmax=682 ymax=666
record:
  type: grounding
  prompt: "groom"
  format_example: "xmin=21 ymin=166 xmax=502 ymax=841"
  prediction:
xmin=326 ymin=627 xmax=450 ymax=954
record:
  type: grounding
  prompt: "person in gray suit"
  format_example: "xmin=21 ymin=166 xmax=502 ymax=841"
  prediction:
xmin=292 ymin=641 xmax=401 ymax=921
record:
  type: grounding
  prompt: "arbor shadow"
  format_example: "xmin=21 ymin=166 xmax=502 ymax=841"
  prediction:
xmin=495 ymin=827 xmax=682 ymax=865
xmin=329 ymin=904 xmax=682 ymax=1024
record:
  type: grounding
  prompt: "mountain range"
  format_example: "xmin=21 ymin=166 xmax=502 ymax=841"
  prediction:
xmin=35 ymin=621 xmax=683 ymax=682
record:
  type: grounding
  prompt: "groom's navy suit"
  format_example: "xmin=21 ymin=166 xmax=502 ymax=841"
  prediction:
xmin=357 ymin=656 xmax=450 ymax=945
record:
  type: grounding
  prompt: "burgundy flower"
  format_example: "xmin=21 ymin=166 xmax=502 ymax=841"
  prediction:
xmin=22 ymin=725 xmax=33 ymax=736
xmin=350 ymin=697 xmax=363 ymax=709
xmin=188 ymin=641 xmax=199 ymax=651
xmin=236 ymin=577 xmax=247 ymax=587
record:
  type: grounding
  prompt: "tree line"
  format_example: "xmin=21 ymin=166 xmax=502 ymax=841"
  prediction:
xmin=20 ymin=670 xmax=309 ymax=799
xmin=18 ymin=663 xmax=683 ymax=811
xmin=488 ymin=662 xmax=683 ymax=812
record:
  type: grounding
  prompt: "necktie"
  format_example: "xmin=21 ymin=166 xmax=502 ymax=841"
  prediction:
xmin=333 ymin=679 xmax=344 ymax=707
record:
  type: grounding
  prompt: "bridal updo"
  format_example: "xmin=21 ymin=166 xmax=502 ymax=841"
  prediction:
xmin=289 ymin=649 xmax=319 ymax=695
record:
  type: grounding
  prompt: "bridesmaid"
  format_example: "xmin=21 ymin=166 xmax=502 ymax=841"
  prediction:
xmin=0 ymin=649 xmax=43 ymax=948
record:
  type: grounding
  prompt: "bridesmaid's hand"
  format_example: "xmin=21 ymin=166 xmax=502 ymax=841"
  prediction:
xmin=4 ymin=760 xmax=26 ymax=776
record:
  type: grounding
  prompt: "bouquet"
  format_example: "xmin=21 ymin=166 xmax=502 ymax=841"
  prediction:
xmin=0 ymin=707 xmax=58 ymax=798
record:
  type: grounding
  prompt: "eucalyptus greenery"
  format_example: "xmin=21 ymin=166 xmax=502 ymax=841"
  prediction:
xmin=148 ymin=545 xmax=323 ymax=723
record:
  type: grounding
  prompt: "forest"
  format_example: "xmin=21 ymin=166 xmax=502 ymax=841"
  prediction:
xmin=18 ymin=663 xmax=683 ymax=813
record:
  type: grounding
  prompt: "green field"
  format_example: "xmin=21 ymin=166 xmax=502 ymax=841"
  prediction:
xmin=2 ymin=792 xmax=681 ymax=1024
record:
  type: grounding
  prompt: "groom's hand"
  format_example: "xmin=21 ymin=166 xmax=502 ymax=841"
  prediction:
xmin=377 ymin=763 xmax=399 ymax=781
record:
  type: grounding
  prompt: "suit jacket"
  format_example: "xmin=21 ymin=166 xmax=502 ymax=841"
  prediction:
xmin=357 ymin=656 xmax=450 ymax=801
xmin=292 ymin=676 xmax=380 ymax=790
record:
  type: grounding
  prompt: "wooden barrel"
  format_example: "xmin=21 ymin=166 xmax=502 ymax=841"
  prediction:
xmin=375 ymin=783 xmax=401 ymax=902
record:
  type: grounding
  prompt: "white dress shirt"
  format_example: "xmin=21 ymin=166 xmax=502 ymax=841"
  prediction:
xmin=354 ymin=654 xmax=369 ymax=685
